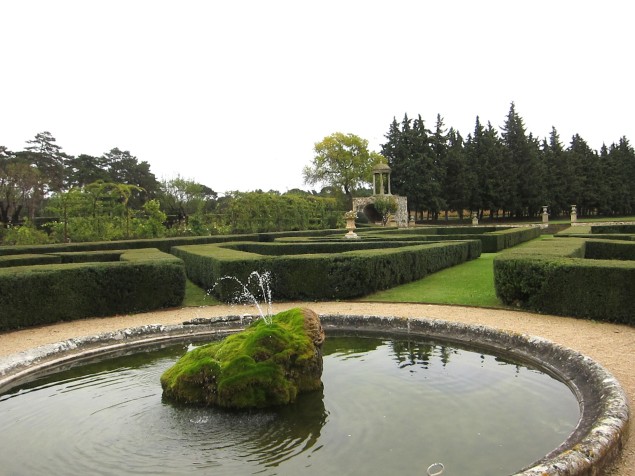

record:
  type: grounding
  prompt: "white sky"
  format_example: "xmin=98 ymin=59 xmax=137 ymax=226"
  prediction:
xmin=1 ymin=0 xmax=633 ymax=194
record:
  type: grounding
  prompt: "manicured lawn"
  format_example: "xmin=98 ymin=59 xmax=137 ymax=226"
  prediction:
xmin=183 ymin=279 xmax=220 ymax=307
xmin=360 ymin=252 xmax=505 ymax=307
xmin=548 ymin=215 xmax=635 ymax=224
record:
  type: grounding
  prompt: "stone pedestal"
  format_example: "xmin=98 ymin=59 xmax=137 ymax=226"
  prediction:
xmin=571 ymin=205 xmax=577 ymax=224
xmin=344 ymin=211 xmax=359 ymax=239
xmin=542 ymin=206 xmax=549 ymax=224
xmin=472 ymin=212 xmax=479 ymax=226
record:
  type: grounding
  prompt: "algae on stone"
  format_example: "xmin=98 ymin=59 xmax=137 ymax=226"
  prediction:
xmin=160 ymin=307 xmax=324 ymax=409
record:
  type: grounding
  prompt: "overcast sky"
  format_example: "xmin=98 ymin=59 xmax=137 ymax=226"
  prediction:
xmin=1 ymin=1 xmax=633 ymax=194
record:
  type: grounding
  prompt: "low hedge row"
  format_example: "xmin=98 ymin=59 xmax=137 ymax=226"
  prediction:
xmin=0 ymin=233 xmax=263 ymax=256
xmin=591 ymin=224 xmax=635 ymax=234
xmin=0 ymin=254 xmax=61 ymax=268
xmin=0 ymin=248 xmax=186 ymax=331
xmin=357 ymin=226 xmax=540 ymax=252
xmin=226 ymin=240 xmax=435 ymax=256
xmin=584 ymin=239 xmax=635 ymax=260
xmin=172 ymin=240 xmax=481 ymax=301
xmin=494 ymin=238 xmax=635 ymax=324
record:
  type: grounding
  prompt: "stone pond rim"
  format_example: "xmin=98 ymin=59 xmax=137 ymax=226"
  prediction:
xmin=0 ymin=312 xmax=629 ymax=476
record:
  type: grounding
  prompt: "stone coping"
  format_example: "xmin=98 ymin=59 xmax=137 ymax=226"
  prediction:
xmin=0 ymin=314 xmax=629 ymax=476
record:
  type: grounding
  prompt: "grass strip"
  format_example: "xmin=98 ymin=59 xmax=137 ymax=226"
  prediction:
xmin=360 ymin=253 xmax=504 ymax=307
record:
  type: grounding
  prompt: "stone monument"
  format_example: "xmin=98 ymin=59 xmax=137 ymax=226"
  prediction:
xmin=352 ymin=163 xmax=408 ymax=227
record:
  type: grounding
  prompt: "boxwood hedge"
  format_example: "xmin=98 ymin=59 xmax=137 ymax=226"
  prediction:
xmin=0 ymin=248 xmax=186 ymax=331
xmin=172 ymin=240 xmax=481 ymax=301
xmin=356 ymin=226 xmax=540 ymax=252
xmin=494 ymin=238 xmax=635 ymax=324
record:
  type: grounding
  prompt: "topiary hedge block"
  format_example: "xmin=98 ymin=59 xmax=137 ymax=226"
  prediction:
xmin=173 ymin=240 xmax=481 ymax=301
xmin=584 ymin=239 xmax=635 ymax=261
xmin=591 ymin=224 xmax=635 ymax=234
xmin=0 ymin=248 xmax=186 ymax=331
xmin=355 ymin=226 xmax=539 ymax=252
xmin=0 ymin=234 xmax=263 ymax=257
xmin=494 ymin=238 xmax=635 ymax=324
xmin=0 ymin=254 xmax=61 ymax=268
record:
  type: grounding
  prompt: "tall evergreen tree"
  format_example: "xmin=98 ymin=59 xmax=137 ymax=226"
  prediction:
xmin=102 ymin=148 xmax=160 ymax=207
xmin=429 ymin=114 xmax=448 ymax=218
xmin=568 ymin=134 xmax=603 ymax=216
xmin=24 ymin=131 xmax=67 ymax=193
xmin=442 ymin=128 xmax=471 ymax=219
xmin=381 ymin=114 xmax=427 ymax=217
xmin=65 ymin=154 xmax=111 ymax=189
xmin=500 ymin=103 xmax=544 ymax=217
xmin=605 ymin=137 xmax=635 ymax=215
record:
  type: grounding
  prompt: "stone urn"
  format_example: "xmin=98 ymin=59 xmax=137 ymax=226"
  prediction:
xmin=344 ymin=210 xmax=359 ymax=239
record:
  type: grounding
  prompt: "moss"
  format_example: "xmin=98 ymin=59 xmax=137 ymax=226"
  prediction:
xmin=161 ymin=307 xmax=324 ymax=409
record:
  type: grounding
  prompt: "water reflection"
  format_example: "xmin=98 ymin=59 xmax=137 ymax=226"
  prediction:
xmin=0 ymin=334 xmax=580 ymax=476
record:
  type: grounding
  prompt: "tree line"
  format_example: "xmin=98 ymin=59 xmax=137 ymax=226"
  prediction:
xmin=382 ymin=103 xmax=635 ymax=220
xmin=0 ymin=132 xmax=344 ymax=245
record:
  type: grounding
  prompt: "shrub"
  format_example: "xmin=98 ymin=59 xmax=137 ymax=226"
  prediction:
xmin=494 ymin=238 xmax=635 ymax=324
xmin=1 ymin=220 xmax=50 ymax=246
xmin=0 ymin=248 xmax=186 ymax=331
xmin=173 ymin=240 xmax=481 ymax=301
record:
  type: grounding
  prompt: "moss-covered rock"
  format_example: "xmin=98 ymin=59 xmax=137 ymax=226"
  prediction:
xmin=160 ymin=307 xmax=325 ymax=409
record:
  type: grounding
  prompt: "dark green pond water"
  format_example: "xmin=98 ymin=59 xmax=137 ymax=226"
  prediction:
xmin=0 ymin=334 xmax=579 ymax=476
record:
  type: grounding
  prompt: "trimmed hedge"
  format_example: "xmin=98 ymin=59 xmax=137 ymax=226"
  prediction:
xmin=226 ymin=240 xmax=435 ymax=256
xmin=0 ymin=248 xmax=186 ymax=331
xmin=584 ymin=239 xmax=635 ymax=261
xmin=356 ymin=226 xmax=540 ymax=252
xmin=0 ymin=254 xmax=61 ymax=268
xmin=172 ymin=240 xmax=481 ymax=301
xmin=592 ymin=224 xmax=635 ymax=234
xmin=494 ymin=238 xmax=635 ymax=324
xmin=0 ymin=233 xmax=263 ymax=256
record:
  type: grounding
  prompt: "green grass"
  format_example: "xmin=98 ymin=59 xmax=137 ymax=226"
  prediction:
xmin=360 ymin=253 xmax=505 ymax=307
xmin=548 ymin=215 xmax=635 ymax=224
xmin=183 ymin=238 xmax=555 ymax=309
xmin=183 ymin=279 xmax=220 ymax=307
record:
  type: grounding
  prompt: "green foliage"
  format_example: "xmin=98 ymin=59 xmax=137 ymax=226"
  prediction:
xmin=0 ymin=253 xmax=61 ymax=268
xmin=591 ymin=224 xmax=635 ymax=234
xmin=362 ymin=253 xmax=502 ymax=307
xmin=161 ymin=308 xmax=321 ymax=408
xmin=158 ymin=175 xmax=217 ymax=226
xmin=373 ymin=195 xmax=398 ymax=225
xmin=132 ymin=199 xmax=167 ymax=238
xmin=183 ymin=279 xmax=218 ymax=306
xmin=172 ymin=240 xmax=481 ymax=301
xmin=360 ymin=225 xmax=541 ymax=252
xmin=303 ymin=132 xmax=384 ymax=204
xmin=382 ymin=114 xmax=444 ymax=216
xmin=227 ymin=191 xmax=343 ymax=233
xmin=1 ymin=220 xmax=50 ymax=245
xmin=0 ymin=249 xmax=186 ymax=331
xmin=381 ymin=107 xmax=635 ymax=220
xmin=584 ymin=239 xmax=635 ymax=260
xmin=494 ymin=238 xmax=635 ymax=324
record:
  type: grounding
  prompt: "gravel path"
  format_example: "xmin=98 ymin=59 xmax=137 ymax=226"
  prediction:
xmin=1 ymin=302 xmax=632 ymax=475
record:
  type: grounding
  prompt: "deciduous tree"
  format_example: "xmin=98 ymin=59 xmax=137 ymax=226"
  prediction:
xmin=303 ymin=132 xmax=382 ymax=207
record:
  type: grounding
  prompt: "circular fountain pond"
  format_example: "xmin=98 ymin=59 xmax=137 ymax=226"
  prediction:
xmin=0 ymin=314 xmax=629 ymax=476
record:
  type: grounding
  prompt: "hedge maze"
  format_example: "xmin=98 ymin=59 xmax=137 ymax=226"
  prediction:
xmin=3 ymin=222 xmax=626 ymax=331
xmin=494 ymin=232 xmax=635 ymax=324
xmin=0 ymin=248 xmax=186 ymax=331
xmin=172 ymin=239 xmax=482 ymax=301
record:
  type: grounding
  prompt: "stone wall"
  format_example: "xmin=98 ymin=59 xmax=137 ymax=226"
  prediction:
xmin=353 ymin=195 xmax=408 ymax=227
